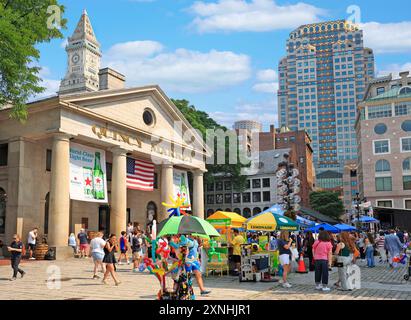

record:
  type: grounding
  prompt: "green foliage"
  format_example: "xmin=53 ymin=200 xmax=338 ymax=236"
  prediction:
xmin=0 ymin=0 xmax=67 ymax=120
xmin=172 ymin=99 xmax=248 ymax=191
xmin=309 ymin=191 xmax=344 ymax=219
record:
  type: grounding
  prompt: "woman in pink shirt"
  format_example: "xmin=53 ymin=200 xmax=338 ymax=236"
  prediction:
xmin=312 ymin=231 xmax=333 ymax=292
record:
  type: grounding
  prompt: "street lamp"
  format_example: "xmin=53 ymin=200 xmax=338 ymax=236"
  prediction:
xmin=276 ymin=153 xmax=301 ymax=221
xmin=354 ymin=192 xmax=361 ymax=229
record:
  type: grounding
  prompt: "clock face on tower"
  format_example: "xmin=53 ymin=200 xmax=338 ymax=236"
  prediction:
xmin=71 ymin=53 xmax=80 ymax=64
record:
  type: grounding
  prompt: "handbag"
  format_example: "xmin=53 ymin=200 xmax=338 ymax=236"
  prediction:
xmin=353 ymin=248 xmax=360 ymax=259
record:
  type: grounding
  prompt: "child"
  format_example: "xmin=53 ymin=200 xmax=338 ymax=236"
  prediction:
xmin=118 ymin=231 xmax=129 ymax=265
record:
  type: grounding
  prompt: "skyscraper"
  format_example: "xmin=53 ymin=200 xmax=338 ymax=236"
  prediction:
xmin=278 ymin=20 xmax=375 ymax=190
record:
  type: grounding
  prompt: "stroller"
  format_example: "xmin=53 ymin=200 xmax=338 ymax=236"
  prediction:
xmin=403 ymin=242 xmax=411 ymax=281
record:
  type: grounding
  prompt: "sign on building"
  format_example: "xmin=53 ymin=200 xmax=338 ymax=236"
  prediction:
xmin=69 ymin=142 xmax=108 ymax=203
xmin=173 ymin=169 xmax=191 ymax=209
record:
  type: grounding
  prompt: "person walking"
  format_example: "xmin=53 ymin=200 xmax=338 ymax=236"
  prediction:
xmin=27 ymin=227 xmax=38 ymax=260
xmin=312 ymin=231 xmax=333 ymax=291
xmin=7 ymin=234 xmax=26 ymax=281
xmin=117 ymin=231 xmax=129 ymax=265
xmin=364 ymin=233 xmax=375 ymax=268
xmin=384 ymin=229 xmax=403 ymax=268
xmin=77 ymin=229 xmax=89 ymax=258
xmin=303 ymin=231 xmax=315 ymax=272
xmin=126 ymin=222 xmax=134 ymax=244
xmin=396 ymin=228 xmax=405 ymax=244
xmin=68 ymin=233 xmax=77 ymax=254
xmin=102 ymin=234 xmax=121 ymax=286
xmin=131 ymin=229 xmax=143 ymax=272
xmin=375 ymin=231 xmax=387 ymax=264
xmin=90 ymin=232 xmax=106 ymax=279
xmin=230 ymin=229 xmax=244 ymax=276
xmin=334 ymin=232 xmax=355 ymax=291
xmin=277 ymin=231 xmax=293 ymax=288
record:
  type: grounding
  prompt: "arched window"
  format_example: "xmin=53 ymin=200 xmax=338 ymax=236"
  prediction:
xmin=146 ymin=201 xmax=157 ymax=232
xmin=0 ymin=188 xmax=6 ymax=234
xmin=253 ymin=207 xmax=262 ymax=216
xmin=206 ymin=209 xmax=214 ymax=217
xmin=403 ymin=158 xmax=411 ymax=172
xmin=243 ymin=208 xmax=251 ymax=219
xmin=44 ymin=193 xmax=49 ymax=235
xmin=233 ymin=208 xmax=241 ymax=215
xmin=375 ymin=159 xmax=391 ymax=173
xmin=399 ymin=86 xmax=411 ymax=96
xmin=224 ymin=208 xmax=232 ymax=212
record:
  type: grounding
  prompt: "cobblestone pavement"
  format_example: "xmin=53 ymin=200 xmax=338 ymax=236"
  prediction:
xmin=0 ymin=258 xmax=410 ymax=300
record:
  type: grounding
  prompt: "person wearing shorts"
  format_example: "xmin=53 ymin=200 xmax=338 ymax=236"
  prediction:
xmin=131 ymin=229 xmax=143 ymax=272
xmin=89 ymin=232 xmax=106 ymax=279
xmin=277 ymin=231 xmax=293 ymax=288
xmin=27 ymin=228 xmax=38 ymax=260
xmin=118 ymin=231 xmax=129 ymax=265
xmin=230 ymin=229 xmax=245 ymax=275
xmin=77 ymin=229 xmax=89 ymax=258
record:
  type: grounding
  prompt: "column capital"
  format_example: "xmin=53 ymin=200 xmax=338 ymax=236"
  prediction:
xmin=192 ymin=168 xmax=207 ymax=176
xmin=110 ymin=147 xmax=129 ymax=156
xmin=161 ymin=163 xmax=174 ymax=169
xmin=52 ymin=133 xmax=73 ymax=142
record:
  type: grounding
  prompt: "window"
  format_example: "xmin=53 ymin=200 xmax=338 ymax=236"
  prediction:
xmin=403 ymin=176 xmax=411 ymax=190
xmin=377 ymin=200 xmax=392 ymax=208
xmin=0 ymin=188 xmax=5 ymax=234
xmin=405 ymin=200 xmax=411 ymax=209
xmin=106 ymin=162 xmax=112 ymax=181
xmin=401 ymin=121 xmax=411 ymax=132
xmin=153 ymin=172 xmax=158 ymax=189
xmin=252 ymin=192 xmax=261 ymax=203
xmin=375 ymin=159 xmax=391 ymax=173
xmin=0 ymin=144 xmax=8 ymax=166
xmin=206 ymin=195 xmax=214 ymax=205
xmin=263 ymin=191 xmax=270 ymax=202
xmin=224 ymin=193 xmax=232 ymax=204
xmin=376 ymin=87 xmax=385 ymax=95
xmin=252 ymin=179 xmax=261 ymax=189
xmin=242 ymin=193 xmax=251 ymax=203
xmin=401 ymin=138 xmax=411 ymax=152
xmin=206 ymin=183 xmax=214 ymax=192
xmin=375 ymin=177 xmax=392 ymax=191
xmin=403 ymin=158 xmax=411 ymax=171
xmin=233 ymin=193 xmax=241 ymax=203
xmin=262 ymin=178 xmax=270 ymax=188
xmin=224 ymin=181 xmax=232 ymax=191
xmin=368 ymin=105 xmax=392 ymax=119
xmin=374 ymin=123 xmax=387 ymax=135
xmin=215 ymin=181 xmax=223 ymax=191
xmin=245 ymin=180 xmax=250 ymax=189
xmin=216 ymin=194 xmax=223 ymax=204
xmin=373 ymin=140 xmax=390 ymax=154
xmin=142 ymin=109 xmax=155 ymax=126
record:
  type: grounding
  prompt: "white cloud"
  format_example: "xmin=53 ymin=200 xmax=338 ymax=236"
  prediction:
xmin=252 ymin=82 xmax=278 ymax=93
xmin=362 ymin=22 xmax=411 ymax=53
xmin=103 ymin=41 xmax=251 ymax=93
xmin=30 ymin=67 xmax=60 ymax=101
xmin=188 ymin=0 xmax=326 ymax=33
xmin=256 ymin=69 xmax=277 ymax=82
xmin=209 ymin=99 xmax=278 ymax=128
xmin=377 ymin=62 xmax=411 ymax=78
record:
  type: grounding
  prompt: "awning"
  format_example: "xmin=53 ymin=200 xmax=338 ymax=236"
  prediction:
xmin=206 ymin=211 xmax=246 ymax=228
xmin=304 ymin=223 xmax=340 ymax=233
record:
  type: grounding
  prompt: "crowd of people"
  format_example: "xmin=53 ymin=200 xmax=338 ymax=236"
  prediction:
xmin=263 ymin=227 xmax=409 ymax=291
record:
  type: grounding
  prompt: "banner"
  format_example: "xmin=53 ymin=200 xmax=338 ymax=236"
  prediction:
xmin=69 ymin=142 xmax=108 ymax=203
xmin=173 ymin=169 xmax=191 ymax=209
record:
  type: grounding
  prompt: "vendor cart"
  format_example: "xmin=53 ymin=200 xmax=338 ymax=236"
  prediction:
xmin=239 ymin=244 xmax=271 ymax=282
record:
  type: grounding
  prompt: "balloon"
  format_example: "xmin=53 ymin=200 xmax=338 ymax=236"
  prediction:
xmin=138 ymin=264 xmax=146 ymax=272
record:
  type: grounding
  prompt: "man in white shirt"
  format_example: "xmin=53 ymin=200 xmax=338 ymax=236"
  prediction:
xmin=89 ymin=232 xmax=106 ymax=279
xmin=27 ymin=228 xmax=38 ymax=260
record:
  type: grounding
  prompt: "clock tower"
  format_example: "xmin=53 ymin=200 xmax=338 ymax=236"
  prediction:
xmin=59 ymin=10 xmax=102 ymax=95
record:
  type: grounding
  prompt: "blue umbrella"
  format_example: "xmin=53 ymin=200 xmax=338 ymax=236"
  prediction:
xmin=334 ymin=224 xmax=357 ymax=232
xmin=304 ymin=223 xmax=340 ymax=234
xmin=262 ymin=205 xmax=315 ymax=228
xmin=352 ymin=216 xmax=379 ymax=223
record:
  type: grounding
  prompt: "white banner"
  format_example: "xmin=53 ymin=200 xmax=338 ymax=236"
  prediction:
xmin=69 ymin=142 xmax=108 ymax=203
xmin=173 ymin=169 xmax=191 ymax=209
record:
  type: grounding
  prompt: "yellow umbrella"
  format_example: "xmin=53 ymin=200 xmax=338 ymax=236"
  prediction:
xmin=206 ymin=211 xmax=246 ymax=228
xmin=245 ymin=211 xmax=299 ymax=232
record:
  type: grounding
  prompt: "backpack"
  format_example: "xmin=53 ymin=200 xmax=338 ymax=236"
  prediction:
xmin=132 ymin=236 xmax=141 ymax=250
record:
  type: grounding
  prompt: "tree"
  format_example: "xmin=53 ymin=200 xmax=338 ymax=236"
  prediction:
xmin=309 ymin=191 xmax=344 ymax=220
xmin=0 ymin=0 xmax=67 ymax=120
xmin=172 ymin=99 xmax=248 ymax=191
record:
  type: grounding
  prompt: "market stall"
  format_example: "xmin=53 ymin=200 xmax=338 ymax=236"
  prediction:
xmin=242 ymin=211 xmax=299 ymax=282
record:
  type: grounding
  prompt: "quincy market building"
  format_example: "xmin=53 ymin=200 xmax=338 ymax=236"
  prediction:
xmin=0 ymin=11 xmax=208 ymax=256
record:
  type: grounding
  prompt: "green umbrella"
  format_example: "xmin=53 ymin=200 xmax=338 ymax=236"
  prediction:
xmin=245 ymin=211 xmax=299 ymax=232
xmin=157 ymin=215 xmax=220 ymax=238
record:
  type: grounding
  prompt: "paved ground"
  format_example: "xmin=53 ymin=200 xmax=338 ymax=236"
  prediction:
xmin=0 ymin=258 xmax=410 ymax=300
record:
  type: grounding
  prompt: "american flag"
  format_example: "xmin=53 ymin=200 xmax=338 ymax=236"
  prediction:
xmin=126 ymin=157 xmax=155 ymax=191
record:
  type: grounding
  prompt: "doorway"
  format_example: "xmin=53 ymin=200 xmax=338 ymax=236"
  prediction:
xmin=99 ymin=205 xmax=110 ymax=238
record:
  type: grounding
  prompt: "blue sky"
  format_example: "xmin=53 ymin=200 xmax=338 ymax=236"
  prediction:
xmin=37 ymin=0 xmax=411 ymax=130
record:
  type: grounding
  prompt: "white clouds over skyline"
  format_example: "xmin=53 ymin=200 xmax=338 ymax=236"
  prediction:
xmin=188 ymin=0 xmax=327 ymax=33
xmin=103 ymin=40 xmax=252 ymax=93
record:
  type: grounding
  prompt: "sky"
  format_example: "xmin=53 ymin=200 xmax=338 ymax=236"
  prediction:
xmin=36 ymin=0 xmax=411 ymax=130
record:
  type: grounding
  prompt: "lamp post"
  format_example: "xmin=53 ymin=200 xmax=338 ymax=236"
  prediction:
xmin=354 ymin=192 xmax=361 ymax=230
xmin=276 ymin=153 xmax=301 ymax=221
